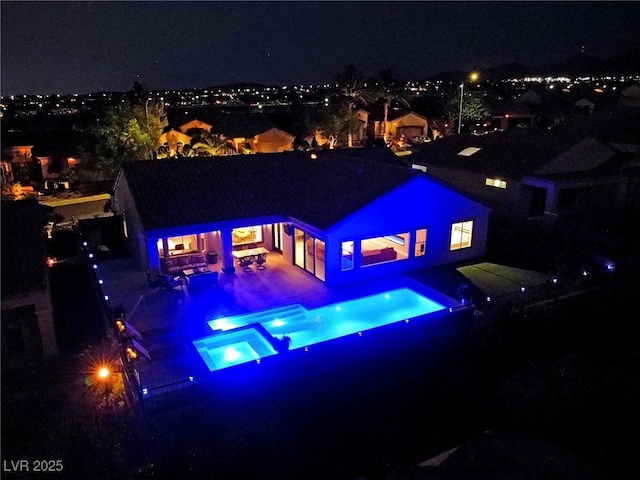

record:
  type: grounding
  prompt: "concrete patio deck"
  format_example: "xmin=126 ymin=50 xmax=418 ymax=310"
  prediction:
xmin=97 ymin=252 xmax=461 ymax=391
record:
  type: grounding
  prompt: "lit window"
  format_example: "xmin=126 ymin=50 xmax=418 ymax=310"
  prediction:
xmin=360 ymin=233 xmax=409 ymax=266
xmin=450 ymin=221 xmax=473 ymax=251
xmin=485 ymin=178 xmax=507 ymax=189
xmin=232 ymin=226 xmax=263 ymax=246
xmin=458 ymin=147 xmax=481 ymax=157
xmin=415 ymin=229 xmax=427 ymax=257
xmin=341 ymin=241 xmax=354 ymax=271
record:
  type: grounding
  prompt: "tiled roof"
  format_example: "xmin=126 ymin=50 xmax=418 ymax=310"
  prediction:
xmin=409 ymin=106 xmax=640 ymax=179
xmin=120 ymin=150 xmax=416 ymax=232
xmin=166 ymin=109 xmax=276 ymax=138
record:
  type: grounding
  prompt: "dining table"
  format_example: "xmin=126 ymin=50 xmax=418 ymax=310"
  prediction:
xmin=231 ymin=247 xmax=269 ymax=261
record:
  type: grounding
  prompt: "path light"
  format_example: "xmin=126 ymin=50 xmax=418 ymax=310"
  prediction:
xmin=98 ymin=279 xmax=104 ymax=285
xmin=520 ymin=286 xmax=526 ymax=293
xmin=486 ymin=296 xmax=491 ymax=302
xmin=92 ymin=264 xmax=98 ymax=270
xmin=552 ymin=277 xmax=558 ymax=284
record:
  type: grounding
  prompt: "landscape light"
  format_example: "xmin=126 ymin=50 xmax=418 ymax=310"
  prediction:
xmin=98 ymin=279 xmax=104 ymax=284
xmin=88 ymin=253 xmax=94 ymax=258
xmin=486 ymin=296 xmax=491 ymax=302
xmin=92 ymin=264 xmax=98 ymax=269
xmin=582 ymin=270 xmax=589 ymax=276
xmin=104 ymin=295 xmax=109 ymax=301
xmin=188 ymin=376 xmax=194 ymax=382
xmin=223 ymin=347 xmax=241 ymax=363
xmin=98 ymin=367 xmax=109 ymax=379
xmin=552 ymin=277 xmax=558 ymax=284
xmin=142 ymin=388 xmax=148 ymax=396
xmin=606 ymin=262 xmax=615 ymax=272
xmin=82 ymin=241 xmax=88 ymax=247
xmin=520 ymin=286 xmax=526 ymax=293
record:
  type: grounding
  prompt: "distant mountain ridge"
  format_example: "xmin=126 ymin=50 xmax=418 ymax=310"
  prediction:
xmin=428 ymin=48 xmax=640 ymax=82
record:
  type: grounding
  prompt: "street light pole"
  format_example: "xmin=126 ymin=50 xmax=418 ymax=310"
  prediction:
xmin=457 ymin=82 xmax=464 ymax=135
xmin=458 ymin=73 xmax=479 ymax=135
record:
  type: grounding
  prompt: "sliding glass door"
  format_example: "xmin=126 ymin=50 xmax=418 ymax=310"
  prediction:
xmin=293 ymin=227 xmax=325 ymax=282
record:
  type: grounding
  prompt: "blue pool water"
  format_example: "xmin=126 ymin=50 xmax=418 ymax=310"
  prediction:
xmin=194 ymin=288 xmax=445 ymax=372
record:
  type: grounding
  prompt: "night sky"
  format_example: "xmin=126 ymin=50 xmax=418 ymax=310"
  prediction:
xmin=2 ymin=1 xmax=639 ymax=95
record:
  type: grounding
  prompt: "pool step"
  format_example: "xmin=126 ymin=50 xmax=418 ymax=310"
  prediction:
xmin=221 ymin=304 xmax=307 ymax=327
xmin=262 ymin=311 xmax=308 ymax=332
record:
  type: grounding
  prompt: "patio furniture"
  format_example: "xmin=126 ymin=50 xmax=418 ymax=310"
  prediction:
xmin=161 ymin=274 xmax=184 ymax=290
xmin=255 ymin=254 xmax=266 ymax=270
xmin=187 ymin=270 xmax=219 ymax=290
xmin=161 ymin=252 xmax=208 ymax=275
xmin=240 ymin=258 xmax=253 ymax=271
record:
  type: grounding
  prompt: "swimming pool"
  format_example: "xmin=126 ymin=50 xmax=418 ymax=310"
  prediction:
xmin=194 ymin=288 xmax=445 ymax=372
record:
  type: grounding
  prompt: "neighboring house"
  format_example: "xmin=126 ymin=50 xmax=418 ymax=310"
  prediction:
xmin=1 ymin=145 xmax=37 ymax=185
xmin=179 ymin=119 xmax=213 ymax=133
xmin=112 ymin=151 xmax=491 ymax=287
xmin=384 ymin=111 xmax=430 ymax=140
xmin=575 ymin=98 xmax=595 ymax=115
xmin=158 ymin=129 xmax=193 ymax=157
xmin=352 ymin=109 xmax=369 ymax=145
xmin=1 ymin=199 xmax=57 ymax=370
xmin=514 ymin=89 xmax=542 ymax=106
xmin=168 ymin=110 xmax=295 ymax=154
xmin=407 ymin=107 xmax=640 ymax=219
xmin=490 ymin=104 xmax=537 ymax=131
xmin=619 ymin=84 xmax=640 ymax=107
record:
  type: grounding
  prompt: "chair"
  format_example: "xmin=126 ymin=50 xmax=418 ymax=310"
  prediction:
xmin=240 ymin=258 xmax=253 ymax=272
xmin=255 ymin=254 xmax=266 ymax=270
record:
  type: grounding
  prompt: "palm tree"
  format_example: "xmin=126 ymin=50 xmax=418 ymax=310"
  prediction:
xmin=334 ymin=64 xmax=373 ymax=147
xmin=192 ymin=131 xmax=235 ymax=157
xmin=370 ymin=69 xmax=410 ymax=142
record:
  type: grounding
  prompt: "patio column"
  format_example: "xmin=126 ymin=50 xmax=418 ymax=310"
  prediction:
xmin=545 ymin=186 xmax=559 ymax=215
xmin=147 ymin=238 xmax=160 ymax=272
xmin=221 ymin=228 xmax=236 ymax=274
xmin=162 ymin=238 xmax=169 ymax=257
